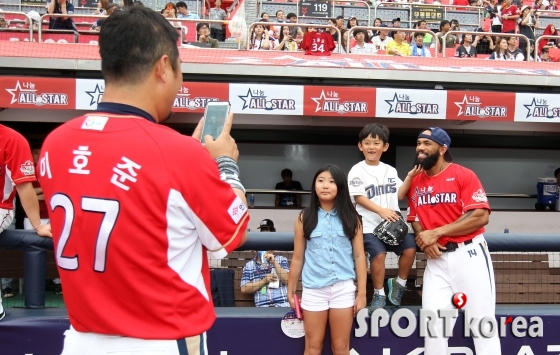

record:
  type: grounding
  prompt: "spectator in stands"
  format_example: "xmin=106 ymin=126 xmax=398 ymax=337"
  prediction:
xmin=0 ymin=17 xmax=7 ymax=30
xmin=455 ymin=34 xmax=478 ymax=57
xmin=163 ymin=3 xmax=181 ymax=27
xmin=335 ymin=14 xmax=345 ymax=32
xmin=286 ymin=12 xmax=304 ymax=40
xmin=196 ymin=22 xmax=219 ymax=48
xmin=432 ymin=20 xmax=457 ymax=52
xmin=334 ymin=29 xmax=349 ymax=54
xmin=389 ymin=17 xmax=400 ymax=38
xmin=527 ymin=40 xmax=541 ymax=61
xmin=133 ymin=1 xmax=143 ymax=5
xmin=372 ymin=24 xmax=393 ymax=50
xmin=506 ymin=35 xmax=525 ymax=60
xmin=121 ymin=0 xmax=133 ymax=7
xmin=486 ymin=0 xmax=503 ymax=33
xmin=386 ymin=30 xmax=411 ymax=56
xmin=327 ymin=18 xmax=339 ymax=42
xmin=47 ymin=0 xmax=76 ymax=30
xmin=209 ymin=0 xmax=228 ymax=41
xmin=176 ymin=1 xmax=200 ymax=19
xmin=540 ymin=47 xmax=551 ymax=61
xmin=240 ymin=249 xmax=290 ymax=307
xmin=275 ymin=25 xmax=298 ymax=51
xmin=25 ymin=10 xmax=41 ymax=30
xmin=258 ymin=219 xmax=276 ymax=232
xmin=488 ymin=37 xmax=512 ymax=59
xmin=538 ymin=24 xmax=560 ymax=55
xmin=275 ymin=10 xmax=285 ymax=23
xmin=347 ymin=15 xmax=358 ymax=30
xmin=275 ymin=169 xmax=303 ymax=207
xmin=413 ymin=20 xmax=433 ymax=47
xmin=475 ymin=28 xmax=495 ymax=54
xmin=93 ymin=0 xmax=110 ymax=15
xmin=351 ymin=29 xmax=377 ymax=54
xmin=260 ymin=12 xmax=269 ymax=21
xmin=371 ymin=17 xmax=382 ymax=37
xmin=249 ymin=23 xmax=271 ymax=50
xmin=500 ymin=0 xmax=520 ymax=33
xmin=411 ymin=32 xmax=431 ymax=57
xmin=550 ymin=0 xmax=558 ymax=10
xmin=450 ymin=19 xmax=461 ymax=32
xmin=91 ymin=3 xmax=119 ymax=31
xmin=518 ymin=5 xmax=537 ymax=54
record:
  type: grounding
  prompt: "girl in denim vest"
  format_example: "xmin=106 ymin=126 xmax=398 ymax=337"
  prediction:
xmin=288 ymin=164 xmax=367 ymax=355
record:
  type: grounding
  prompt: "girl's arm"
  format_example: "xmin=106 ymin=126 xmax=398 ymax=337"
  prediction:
xmin=352 ymin=220 xmax=367 ymax=314
xmin=398 ymin=165 xmax=422 ymax=200
xmin=287 ymin=214 xmax=305 ymax=309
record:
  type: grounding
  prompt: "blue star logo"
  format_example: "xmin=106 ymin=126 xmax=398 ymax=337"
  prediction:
xmin=385 ymin=93 xmax=410 ymax=114
xmin=523 ymin=98 xmax=541 ymax=119
xmin=86 ymin=83 xmax=104 ymax=107
xmin=238 ymin=88 xmax=266 ymax=110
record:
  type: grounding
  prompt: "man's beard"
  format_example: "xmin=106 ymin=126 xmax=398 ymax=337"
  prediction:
xmin=414 ymin=150 xmax=440 ymax=170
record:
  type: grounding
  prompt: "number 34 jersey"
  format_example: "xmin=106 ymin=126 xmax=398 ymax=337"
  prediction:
xmin=39 ymin=114 xmax=249 ymax=340
xmin=301 ymin=31 xmax=336 ymax=56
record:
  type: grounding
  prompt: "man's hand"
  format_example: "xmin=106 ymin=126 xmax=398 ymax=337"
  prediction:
xmin=265 ymin=273 xmax=278 ymax=284
xmin=192 ymin=113 xmax=239 ymax=162
xmin=265 ymin=252 xmax=276 ymax=263
xmin=378 ymin=208 xmax=399 ymax=222
xmin=416 ymin=229 xmax=440 ymax=250
xmin=35 ymin=223 xmax=52 ymax=238
xmin=424 ymin=242 xmax=446 ymax=259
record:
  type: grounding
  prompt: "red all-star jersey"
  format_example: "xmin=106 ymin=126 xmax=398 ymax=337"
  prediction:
xmin=0 ymin=124 xmax=36 ymax=210
xmin=301 ymin=31 xmax=335 ymax=56
xmin=407 ymin=163 xmax=490 ymax=246
xmin=500 ymin=4 xmax=519 ymax=33
xmin=38 ymin=113 xmax=249 ymax=340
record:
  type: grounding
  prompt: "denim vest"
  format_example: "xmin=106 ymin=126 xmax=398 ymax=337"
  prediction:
xmin=302 ymin=208 xmax=356 ymax=289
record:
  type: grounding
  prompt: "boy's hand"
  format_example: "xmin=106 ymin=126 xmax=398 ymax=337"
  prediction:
xmin=378 ymin=208 xmax=399 ymax=222
xmin=407 ymin=165 xmax=423 ymax=179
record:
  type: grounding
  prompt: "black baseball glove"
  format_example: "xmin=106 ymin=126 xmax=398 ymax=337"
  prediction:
xmin=373 ymin=211 xmax=409 ymax=246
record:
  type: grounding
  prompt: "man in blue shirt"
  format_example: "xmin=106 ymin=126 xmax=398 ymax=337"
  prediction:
xmin=176 ymin=1 xmax=200 ymax=19
xmin=240 ymin=250 xmax=290 ymax=307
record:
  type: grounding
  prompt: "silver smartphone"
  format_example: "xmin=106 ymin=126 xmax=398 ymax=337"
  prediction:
xmin=201 ymin=102 xmax=230 ymax=143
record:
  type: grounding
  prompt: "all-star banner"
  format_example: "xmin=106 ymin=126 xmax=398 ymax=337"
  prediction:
xmin=0 ymin=76 xmax=554 ymax=123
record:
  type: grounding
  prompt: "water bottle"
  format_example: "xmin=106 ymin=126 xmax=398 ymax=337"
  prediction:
xmin=504 ymin=227 xmax=509 ymax=234
xmin=249 ymin=194 xmax=255 ymax=208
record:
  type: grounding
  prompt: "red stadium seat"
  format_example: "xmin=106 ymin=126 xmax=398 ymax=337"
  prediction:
xmin=0 ymin=30 xmax=32 ymax=42
xmin=41 ymin=30 xmax=77 ymax=43
xmin=77 ymin=31 xmax=99 ymax=44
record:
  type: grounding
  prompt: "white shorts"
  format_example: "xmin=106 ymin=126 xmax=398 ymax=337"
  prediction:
xmin=61 ymin=326 xmax=207 ymax=355
xmin=301 ymin=279 xmax=356 ymax=312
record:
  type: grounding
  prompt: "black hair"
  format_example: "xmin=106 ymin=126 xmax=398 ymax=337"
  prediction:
xmin=440 ymin=19 xmax=450 ymax=31
xmin=281 ymin=168 xmax=293 ymax=177
xmin=358 ymin=123 xmax=390 ymax=145
xmin=176 ymin=1 xmax=187 ymax=8
xmin=196 ymin=22 xmax=209 ymax=32
xmin=276 ymin=9 xmax=283 ymax=15
xmin=99 ymin=7 xmax=179 ymax=86
xmin=278 ymin=24 xmax=291 ymax=42
xmin=374 ymin=17 xmax=382 ymax=25
xmin=301 ymin=164 xmax=361 ymax=241
xmin=414 ymin=31 xmax=425 ymax=38
xmin=346 ymin=17 xmax=357 ymax=29
xmin=260 ymin=11 xmax=268 ymax=17
xmin=555 ymin=168 xmax=560 ymax=178
xmin=286 ymin=12 xmax=297 ymax=20
xmin=133 ymin=0 xmax=144 ymax=5
xmin=353 ymin=28 xmax=368 ymax=41
xmin=122 ymin=0 xmax=134 ymax=7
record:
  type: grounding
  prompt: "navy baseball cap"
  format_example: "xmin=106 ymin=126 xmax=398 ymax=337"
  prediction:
xmin=418 ymin=127 xmax=453 ymax=162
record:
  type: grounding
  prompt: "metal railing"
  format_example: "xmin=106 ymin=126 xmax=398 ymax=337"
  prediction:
xmin=247 ymin=21 xmax=342 ymax=53
xmin=374 ymin=2 xmax=484 ymax=29
xmin=441 ymin=30 xmax=530 ymax=59
xmin=332 ymin=0 xmax=372 ymax=26
xmin=38 ymin=13 xmax=106 ymax=42
xmin=535 ymin=34 xmax=560 ymax=59
xmin=0 ymin=11 xmax=33 ymax=41
xmin=346 ymin=26 xmax=438 ymax=55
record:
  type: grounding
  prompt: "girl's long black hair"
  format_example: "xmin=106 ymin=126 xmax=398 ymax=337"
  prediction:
xmin=301 ymin=164 xmax=361 ymax=241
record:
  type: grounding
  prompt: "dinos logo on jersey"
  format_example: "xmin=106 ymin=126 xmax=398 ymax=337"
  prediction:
xmin=311 ymin=90 xmax=368 ymax=114
xmin=173 ymin=86 xmax=219 ymax=110
xmin=376 ymin=88 xmax=447 ymax=119
xmin=5 ymin=80 xmax=68 ymax=106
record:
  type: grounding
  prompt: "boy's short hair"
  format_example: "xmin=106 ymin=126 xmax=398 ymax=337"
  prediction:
xmin=358 ymin=124 xmax=390 ymax=145
xmin=281 ymin=168 xmax=293 ymax=177
xmin=286 ymin=12 xmax=297 ymax=20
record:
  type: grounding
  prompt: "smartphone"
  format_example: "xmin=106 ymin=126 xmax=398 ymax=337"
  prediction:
xmin=201 ymin=102 xmax=230 ymax=143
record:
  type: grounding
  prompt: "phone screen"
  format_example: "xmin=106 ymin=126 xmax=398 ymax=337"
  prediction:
xmin=201 ymin=104 xmax=229 ymax=142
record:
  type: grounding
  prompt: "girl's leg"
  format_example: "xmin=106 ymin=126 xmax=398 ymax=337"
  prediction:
xmin=302 ymin=309 xmax=329 ymax=355
xmin=328 ymin=307 xmax=354 ymax=355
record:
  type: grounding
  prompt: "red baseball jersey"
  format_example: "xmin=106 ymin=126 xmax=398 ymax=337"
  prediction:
xmin=301 ymin=32 xmax=335 ymax=56
xmin=406 ymin=163 xmax=490 ymax=246
xmin=0 ymin=124 xmax=36 ymax=210
xmin=38 ymin=112 xmax=249 ymax=339
xmin=501 ymin=4 xmax=519 ymax=33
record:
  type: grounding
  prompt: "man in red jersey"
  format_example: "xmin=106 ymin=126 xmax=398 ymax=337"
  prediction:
xmin=500 ymin=0 xmax=520 ymax=33
xmin=38 ymin=7 xmax=249 ymax=355
xmin=406 ymin=128 xmax=500 ymax=355
xmin=0 ymin=125 xmax=52 ymax=319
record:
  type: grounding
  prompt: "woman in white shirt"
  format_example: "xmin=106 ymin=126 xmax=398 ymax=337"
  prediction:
xmin=275 ymin=25 xmax=298 ymax=51
xmin=488 ymin=37 xmax=511 ymax=59
xmin=250 ymin=23 xmax=271 ymax=50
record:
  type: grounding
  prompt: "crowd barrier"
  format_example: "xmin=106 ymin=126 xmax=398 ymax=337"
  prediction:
xmin=346 ymin=25 xmax=439 ymax=54
xmin=442 ymin=30 xmax=531 ymax=58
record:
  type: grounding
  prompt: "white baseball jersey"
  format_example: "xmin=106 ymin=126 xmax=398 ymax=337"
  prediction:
xmin=347 ymin=161 xmax=403 ymax=233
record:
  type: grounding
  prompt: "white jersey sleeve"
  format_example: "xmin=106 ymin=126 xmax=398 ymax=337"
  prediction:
xmin=348 ymin=164 xmax=367 ymax=197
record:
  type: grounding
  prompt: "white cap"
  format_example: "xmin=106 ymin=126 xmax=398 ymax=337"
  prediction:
xmin=27 ymin=10 xmax=40 ymax=23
